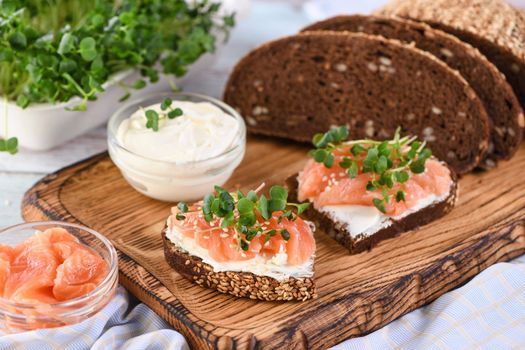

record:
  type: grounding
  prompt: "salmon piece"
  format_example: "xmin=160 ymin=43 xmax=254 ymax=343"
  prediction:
xmin=0 ymin=245 xmax=13 ymax=297
xmin=298 ymin=159 xmax=347 ymax=201
xmin=283 ymin=217 xmax=316 ymax=265
xmin=53 ymin=241 xmax=83 ymax=261
xmin=260 ymin=235 xmax=286 ymax=256
xmin=170 ymin=208 xmax=316 ymax=266
xmin=4 ymin=244 xmax=60 ymax=303
xmin=1 ymin=228 xmax=109 ymax=305
xmin=53 ymin=248 xmax=108 ymax=301
xmin=11 ymin=227 xmax=78 ymax=259
xmin=299 ymin=155 xmax=452 ymax=216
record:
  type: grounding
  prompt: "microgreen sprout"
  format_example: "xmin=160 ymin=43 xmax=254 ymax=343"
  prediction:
xmin=175 ymin=184 xmax=310 ymax=251
xmin=310 ymin=126 xmax=432 ymax=213
xmin=144 ymin=98 xmax=184 ymax=132
xmin=0 ymin=1 xmax=235 ymax=150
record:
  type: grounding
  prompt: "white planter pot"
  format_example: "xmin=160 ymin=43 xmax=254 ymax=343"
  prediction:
xmin=3 ymin=50 xmax=218 ymax=151
xmin=2 ymin=0 xmax=249 ymax=151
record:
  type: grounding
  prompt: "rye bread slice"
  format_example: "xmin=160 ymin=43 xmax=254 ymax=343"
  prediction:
xmin=377 ymin=0 xmax=525 ymax=122
xmin=285 ymin=167 xmax=458 ymax=254
xmin=162 ymin=230 xmax=316 ymax=301
xmin=223 ymin=31 xmax=490 ymax=175
xmin=302 ymin=15 xmax=524 ymax=167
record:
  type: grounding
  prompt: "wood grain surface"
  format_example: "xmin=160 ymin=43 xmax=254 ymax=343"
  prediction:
xmin=21 ymin=136 xmax=525 ymax=350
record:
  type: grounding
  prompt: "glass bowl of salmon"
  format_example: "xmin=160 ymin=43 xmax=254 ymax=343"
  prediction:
xmin=0 ymin=221 xmax=118 ymax=333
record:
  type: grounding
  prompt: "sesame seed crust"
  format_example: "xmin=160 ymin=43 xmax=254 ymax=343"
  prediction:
xmin=161 ymin=230 xmax=317 ymax=301
xmin=377 ymin=0 xmax=525 ymax=61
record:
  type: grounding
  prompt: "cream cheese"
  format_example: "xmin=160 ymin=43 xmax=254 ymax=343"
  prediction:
xmin=116 ymin=101 xmax=239 ymax=163
xmin=165 ymin=218 xmax=314 ymax=281
xmin=319 ymin=191 xmax=449 ymax=239
xmin=108 ymin=96 xmax=246 ymax=202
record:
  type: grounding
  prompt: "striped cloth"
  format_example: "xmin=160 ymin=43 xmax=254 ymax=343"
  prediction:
xmin=1 ymin=255 xmax=524 ymax=350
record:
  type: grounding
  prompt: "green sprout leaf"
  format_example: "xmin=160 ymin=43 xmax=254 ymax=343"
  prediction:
xmin=373 ymin=198 xmax=386 ymax=213
xmin=79 ymin=37 xmax=97 ymax=61
xmin=258 ymin=194 xmax=269 ymax=220
xmin=177 ymin=202 xmax=188 ymax=213
xmin=160 ymin=98 xmax=172 ymax=111
xmin=145 ymin=110 xmax=159 ymax=131
xmin=167 ymin=107 xmax=183 ymax=119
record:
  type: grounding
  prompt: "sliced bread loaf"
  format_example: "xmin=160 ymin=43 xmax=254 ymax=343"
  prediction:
xmin=302 ymin=15 xmax=524 ymax=167
xmin=162 ymin=231 xmax=316 ymax=301
xmin=223 ymin=32 xmax=490 ymax=174
xmin=377 ymin=0 xmax=525 ymax=123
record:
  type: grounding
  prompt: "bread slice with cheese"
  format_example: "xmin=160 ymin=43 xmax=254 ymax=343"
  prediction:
xmin=162 ymin=231 xmax=316 ymax=301
xmin=286 ymin=160 xmax=458 ymax=254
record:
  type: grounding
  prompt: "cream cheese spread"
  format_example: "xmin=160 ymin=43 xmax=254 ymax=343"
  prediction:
xmin=116 ymin=101 xmax=239 ymax=163
xmin=165 ymin=218 xmax=314 ymax=281
xmin=319 ymin=191 xmax=449 ymax=238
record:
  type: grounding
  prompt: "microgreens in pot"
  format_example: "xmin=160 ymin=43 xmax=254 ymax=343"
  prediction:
xmin=175 ymin=184 xmax=310 ymax=252
xmin=0 ymin=0 xmax=235 ymax=154
xmin=144 ymin=98 xmax=184 ymax=132
xmin=310 ymin=126 xmax=433 ymax=213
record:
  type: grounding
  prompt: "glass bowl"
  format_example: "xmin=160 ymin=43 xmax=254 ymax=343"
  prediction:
xmin=107 ymin=92 xmax=246 ymax=202
xmin=0 ymin=221 xmax=118 ymax=333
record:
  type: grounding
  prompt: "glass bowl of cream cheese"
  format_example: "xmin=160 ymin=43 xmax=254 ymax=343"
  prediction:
xmin=107 ymin=92 xmax=246 ymax=202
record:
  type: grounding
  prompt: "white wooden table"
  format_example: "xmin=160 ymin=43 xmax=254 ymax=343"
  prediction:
xmin=0 ymin=1 xmax=312 ymax=228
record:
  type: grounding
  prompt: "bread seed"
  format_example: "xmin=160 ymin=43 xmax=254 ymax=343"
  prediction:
xmin=379 ymin=57 xmax=392 ymax=66
xmin=431 ymin=106 xmax=442 ymax=115
xmin=246 ymin=116 xmax=257 ymax=127
xmin=440 ymin=48 xmax=454 ymax=58
xmin=518 ymin=113 xmax=524 ymax=128
xmin=252 ymin=106 xmax=268 ymax=116
xmin=367 ymin=62 xmax=378 ymax=72
xmin=335 ymin=63 xmax=347 ymax=72
xmin=485 ymin=159 xmax=496 ymax=168
xmin=365 ymin=120 xmax=374 ymax=137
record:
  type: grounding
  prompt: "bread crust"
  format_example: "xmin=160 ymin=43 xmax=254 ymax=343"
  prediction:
xmin=302 ymin=15 xmax=524 ymax=166
xmin=286 ymin=167 xmax=458 ymax=254
xmin=162 ymin=230 xmax=316 ymax=301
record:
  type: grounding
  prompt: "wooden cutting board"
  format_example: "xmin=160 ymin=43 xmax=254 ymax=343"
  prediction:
xmin=22 ymin=136 xmax=525 ymax=350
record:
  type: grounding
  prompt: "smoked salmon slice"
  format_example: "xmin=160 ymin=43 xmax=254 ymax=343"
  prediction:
xmin=170 ymin=208 xmax=315 ymax=265
xmin=299 ymin=157 xmax=452 ymax=216
xmin=0 ymin=228 xmax=108 ymax=305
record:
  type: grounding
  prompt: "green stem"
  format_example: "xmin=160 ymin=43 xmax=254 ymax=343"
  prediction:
xmin=3 ymin=95 xmax=7 ymax=139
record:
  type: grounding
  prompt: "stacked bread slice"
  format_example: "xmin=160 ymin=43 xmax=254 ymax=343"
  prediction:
xmin=225 ymin=32 xmax=490 ymax=174
xmin=302 ymin=15 xmax=523 ymax=168
xmin=377 ymin=0 xmax=525 ymax=125
xmin=224 ymin=0 xmax=525 ymax=173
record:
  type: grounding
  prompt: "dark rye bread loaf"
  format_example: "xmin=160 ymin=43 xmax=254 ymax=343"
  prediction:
xmin=162 ymin=231 xmax=316 ymax=301
xmin=224 ymin=32 xmax=490 ymax=174
xmin=377 ymin=0 xmax=525 ymax=122
xmin=285 ymin=169 xmax=458 ymax=254
xmin=302 ymin=15 xmax=524 ymax=167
